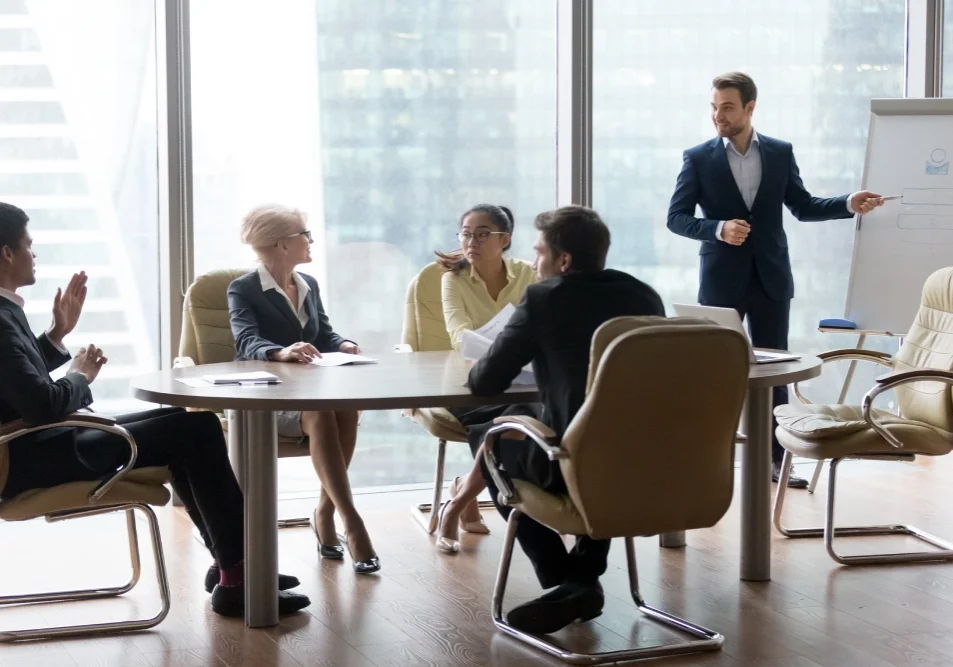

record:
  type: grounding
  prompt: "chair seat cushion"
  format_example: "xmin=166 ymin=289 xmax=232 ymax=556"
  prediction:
xmin=775 ymin=403 xmax=906 ymax=439
xmin=511 ymin=480 xmax=588 ymax=536
xmin=775 ymin=404 xmax=953 ymax=460
xmin=0 ymin=467 xmax=171 ymax=522
xmin=406 ymin=407 xmax=468 ymax=442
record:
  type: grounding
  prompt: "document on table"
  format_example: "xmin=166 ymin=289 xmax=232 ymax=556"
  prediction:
xmin=310 ymin=352 xmax=379 ymax=367
xmin=459 ymin=305 xmax=534 ymax=385
xmin=176 ymin=371 xmax=282 ymax=388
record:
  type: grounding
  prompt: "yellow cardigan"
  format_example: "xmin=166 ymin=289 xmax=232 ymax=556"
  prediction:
xmin=441 ymin=258 xmax=536 ymax=351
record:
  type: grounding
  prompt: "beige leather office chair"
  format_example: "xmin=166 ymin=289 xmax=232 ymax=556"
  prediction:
xmin=0 ymin=414 xmax=171 ymax=642
xmin=179 ymin=269 xmax=311 ymax=527
xmin=481 ymin=317 xmax=750 ymax=664
xmin=399 ymin=262 xmax=477 ymax=533
xmin=773 ymin=266 xmax=953 ymax=564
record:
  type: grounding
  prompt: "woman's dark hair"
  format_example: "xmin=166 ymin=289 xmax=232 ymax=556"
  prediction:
xmin=434 ymin=204 xmax=514 ymax=273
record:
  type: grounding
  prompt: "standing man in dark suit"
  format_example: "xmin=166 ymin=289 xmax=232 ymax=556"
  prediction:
xmin=444 ymin=206 xmax=665 ymax=634
xmin=666 ymin=72 xmax=884 ymax=488
xmin=0 ymin=202 xmax=309 ymax=617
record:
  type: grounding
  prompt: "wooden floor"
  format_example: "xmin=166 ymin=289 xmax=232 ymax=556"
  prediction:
xmin=4 ymin=456 xmax=953 ymax=667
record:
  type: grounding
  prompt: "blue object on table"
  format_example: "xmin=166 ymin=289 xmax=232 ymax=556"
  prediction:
xmin=819 ymin=318 xmax=857 ymax=330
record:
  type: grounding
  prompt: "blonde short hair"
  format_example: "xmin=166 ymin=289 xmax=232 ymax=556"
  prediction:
xmin=240 ymin=204 xmax=307 ymax=252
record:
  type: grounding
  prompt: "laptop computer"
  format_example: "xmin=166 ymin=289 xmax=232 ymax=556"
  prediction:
xmin=671 ymin=304 xmax=801 ymax=364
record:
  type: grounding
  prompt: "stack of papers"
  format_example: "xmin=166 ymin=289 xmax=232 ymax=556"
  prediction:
xmin=459 ymin=304 xmax=534 ymax=385
xmin=310 ymin=352 xmax=378 ymax=367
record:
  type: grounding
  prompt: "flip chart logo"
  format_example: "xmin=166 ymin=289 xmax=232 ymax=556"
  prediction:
xmin=927 ymin=148 xmax=949 ymax=176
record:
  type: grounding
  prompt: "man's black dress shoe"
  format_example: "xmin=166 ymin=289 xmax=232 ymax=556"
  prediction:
xmin=506 ymin=581 xmax=604 ymax=635
xmin=204 ymin=565 xmax=300 ymax=594
xmin=210 ymin=585 xmax=311 ymax=617
xmin=772 ymin=462 xmax=809 ymax=489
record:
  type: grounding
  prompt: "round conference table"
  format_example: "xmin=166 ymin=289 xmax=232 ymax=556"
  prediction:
xmin=131 ymin=350 xmax=820 ymax=627
xmin=131 ymin=351 xmax=539 ymax=628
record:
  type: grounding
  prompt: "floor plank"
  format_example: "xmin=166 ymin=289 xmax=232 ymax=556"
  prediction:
xmin=2 ymin=458 xmax=953 ymax=666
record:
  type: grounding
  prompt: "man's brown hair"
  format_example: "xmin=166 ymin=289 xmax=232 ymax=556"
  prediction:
xmin=534 ymin=206 xmax=610 ymax=273
xmin=712 ymin=71 xmax=757 ymax=107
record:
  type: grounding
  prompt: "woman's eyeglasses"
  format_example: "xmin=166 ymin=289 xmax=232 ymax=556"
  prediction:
xmin=286 ymin=230 xmax=313 ymax=243
xmin=457 ymin=230 xmax=505 ymax=244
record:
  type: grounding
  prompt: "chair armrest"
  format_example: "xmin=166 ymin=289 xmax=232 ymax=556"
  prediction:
xmin=479 ymin=416 xmax=564 ymax=508
xmin=489 ymin=415 xmax=564 ymax=460
xmin=861 ymin=369 xmax=953 ymax=449
xmin=817 ymin=348 xmax=894 ymax=363
xmin=0 ymin=412 xmax=136 ymax=502
xmin=793 ymin=349 xmax=894 ymax=404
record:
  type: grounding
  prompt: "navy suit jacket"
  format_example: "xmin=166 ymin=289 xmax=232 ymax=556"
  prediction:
xmin=227 ymin=271 xmax=349 ymax=361
xmin=666 ymin=134 xmax=852 ymax=304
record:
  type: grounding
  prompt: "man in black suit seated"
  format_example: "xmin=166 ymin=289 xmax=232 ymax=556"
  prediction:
xmin=0 ymin=202 xmax=309 ymax=617
xmin=468 ymin=205 xmax=665 ymax=633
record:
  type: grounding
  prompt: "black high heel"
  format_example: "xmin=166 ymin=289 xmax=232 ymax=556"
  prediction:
xmin=342 ymin=532 xmax=381 ymax=575
xmin=311 ymin=508 xmax=344 ymax=561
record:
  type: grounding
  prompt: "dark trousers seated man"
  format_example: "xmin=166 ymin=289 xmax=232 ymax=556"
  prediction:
xmin=0 ymin=202 xmax=309 ymax=617
xmin=458 ymin=206 xmax=665 ymax=634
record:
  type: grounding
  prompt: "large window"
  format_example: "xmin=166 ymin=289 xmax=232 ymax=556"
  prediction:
xmin=5 ymin=0 xmax=160 ymax=413
xmin=191 ymin=1 xmax=556 ymax=487
xmin=945 ymin=0 xmax=952 ymax=96
xmin=594 ymin=1 xmax=905 ymax=402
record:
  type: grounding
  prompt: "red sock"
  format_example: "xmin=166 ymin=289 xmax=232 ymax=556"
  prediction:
xmin=218 ymin=561 xmax=244 ymax=588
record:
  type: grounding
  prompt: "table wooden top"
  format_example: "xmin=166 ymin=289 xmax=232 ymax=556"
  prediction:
xmin=130 ymin=351 xmax=539 ymax=412
xmin=747 ymin=354 xmax=822 ymax=389
xmin=131 ymin=350 xmax=820 ymax=411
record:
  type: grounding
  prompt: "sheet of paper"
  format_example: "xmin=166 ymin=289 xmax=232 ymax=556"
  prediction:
xmin=474 ymin=303 xmax=516 ymax=340
xmin=176 ymin=377 xmax=212 ymax=388
xmin=458 ymin=329 xmax=535 ymax=385
xmin=310 ymin=352 xmax=379 ymax=367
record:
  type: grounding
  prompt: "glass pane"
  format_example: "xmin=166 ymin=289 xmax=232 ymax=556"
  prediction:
xmin=6 ymin=0 xmax=159 ymax=414
xmin=946 ymin=0 xmax=953 ymax=96
xmin=191 ymin=2 xmax=557 ymax=488
xmin=594 ymin=1 xmax=904 ymax=404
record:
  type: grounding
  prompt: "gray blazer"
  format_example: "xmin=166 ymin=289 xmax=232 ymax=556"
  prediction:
xmin=227 ymin=270 xmax=349 ymax=361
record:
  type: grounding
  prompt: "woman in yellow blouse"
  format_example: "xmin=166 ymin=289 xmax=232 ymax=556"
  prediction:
xmin=434 ymin=204 xmax=539 ymax=553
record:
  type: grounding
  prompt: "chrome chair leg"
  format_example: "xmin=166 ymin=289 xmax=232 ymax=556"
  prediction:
xmin=412 ymin=438 xmax=448 ymax=534
xmin=773 ymin=452 xmax=953 ymax=564
xmin=807 ymin=459 xmax=824 ymax=494
xmin=491 ymin=510 xmax=723 ymax=664
xmin=0 ymin=503 xmax=171 ymax=642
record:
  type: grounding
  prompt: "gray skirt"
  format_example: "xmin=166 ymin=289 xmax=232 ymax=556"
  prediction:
xmin=276 ymin=411 xmax=304 ymax=438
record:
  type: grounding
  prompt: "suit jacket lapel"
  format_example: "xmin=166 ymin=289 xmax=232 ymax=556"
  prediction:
xmin=750 ymin=136 xmax=773 ymax=213
xmin=302 ymin=291 xmax=318 ymax=340
xmin=709 ymin=138 xmax=749 ymax=212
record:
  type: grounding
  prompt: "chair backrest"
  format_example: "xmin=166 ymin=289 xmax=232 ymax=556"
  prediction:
xmin=179 ymin=269 xmax=248 ymax=364
xmin=560 ymin=317 xmax=750 ymax=540
xmin=401 ymin=262 xmax=452 ymax=352
xmin=894 ymin=267 xmax=953 ymax=431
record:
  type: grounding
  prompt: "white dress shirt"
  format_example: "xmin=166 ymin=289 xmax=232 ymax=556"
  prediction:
xmin=257 ymin=265 xmax=310 ymax=327
xmin=715 ymin=131 xmax=857 ymax=242
xmin=0 ymin=286 xmax=68 ymax=353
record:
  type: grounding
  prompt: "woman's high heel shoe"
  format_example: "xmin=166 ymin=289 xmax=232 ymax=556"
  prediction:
xmin=435 ymin=502 xmax=461 ymax=554
xmin=341 ymin=532 xmax=381 ymax=575
xmin=448 ymin=477 xmax=490 ymax=535
xmin=311 ymin=508 xmax=344 ymax=561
